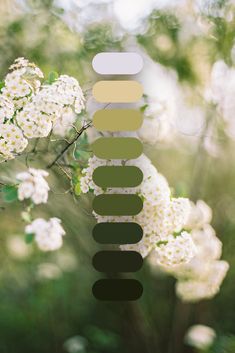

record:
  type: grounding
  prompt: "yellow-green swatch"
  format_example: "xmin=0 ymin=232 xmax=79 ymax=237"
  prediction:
xmin=92 ymin=137 xmax=143 ymax=159
xmin=93 ymin=109 xmax=143 ymax=131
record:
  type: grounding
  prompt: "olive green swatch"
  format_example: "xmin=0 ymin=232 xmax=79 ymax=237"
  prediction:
xmin=93 ymin=194 xmax=143 ymax=215
xmin=92 ymin=166 xmax=143 ymax=188
xmin=93 ymin=251 xmax=143 ymax=272
xmin=92 ymin=137 xmax=143 ymax=159
xmin=92 ymin=222 xmax=143 ymax=244
xmin=93 ymin=109 xmax=143 ymax=131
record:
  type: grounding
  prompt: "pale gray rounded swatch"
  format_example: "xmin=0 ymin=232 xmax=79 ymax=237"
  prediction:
xmin=92 ymin=52 xmax=143 ymax=75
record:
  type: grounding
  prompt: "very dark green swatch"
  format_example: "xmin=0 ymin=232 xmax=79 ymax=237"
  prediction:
xmin=93 ymin=251 xmax=143 ymax=272
xmin=92 ymin=166 xmax=143 ymax=188
xmin=93 ymin=222 xmax=143 ymax=244
xmin=93 ymin=194 xmax=143 ymax=215
xmin=92 ymin=279 xmax=143 ymax=301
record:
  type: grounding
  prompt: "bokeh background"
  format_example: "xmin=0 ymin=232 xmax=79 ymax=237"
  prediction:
xmin=1 ymin=1 xmax=235 ymax=352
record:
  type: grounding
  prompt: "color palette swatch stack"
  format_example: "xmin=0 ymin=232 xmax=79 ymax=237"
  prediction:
xmin=91 ymin=52 xmax=144 ymax=301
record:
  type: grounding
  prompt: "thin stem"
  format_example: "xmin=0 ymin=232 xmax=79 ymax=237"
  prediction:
xmin=47 ymin=122 xmax=92 ymax=169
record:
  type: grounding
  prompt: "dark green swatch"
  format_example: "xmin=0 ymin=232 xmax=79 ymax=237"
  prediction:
xmin=92 ymin=137 xmax=143 ymax=159
xmin=93 ymin=251 xmax=143 ymax=272
xmin=92 ymin=166 xmax=143 ymax=188
xmin=93 ymin=194 xmax=143 ymax=215
xmin=93 ymin=222 xmax=143 ymax=244
xmin=92 ymin=279 xmax=143 ymax=301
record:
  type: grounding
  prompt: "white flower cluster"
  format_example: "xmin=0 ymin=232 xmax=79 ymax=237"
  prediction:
xmin=25 ymin=217 xmax=65 ymax=251
xmin=80 ymin=154 xmax=196 ymax=265
xmin=0 ymin=123 xmax=28 ymax=160
xmin=0 ymin=58 xmax=85 ymax=160
xmin=0 ymin=96 xmax=14 ymax=123
xmin=161 ymin=200 xmax=229 ymax=302
xmin=17 ymin=168 xmax=49 ymax=204
xmin=2 ymin=57 xmax=43 ymax=108
xmin=17 ymin=75 xmax=85 ymax=138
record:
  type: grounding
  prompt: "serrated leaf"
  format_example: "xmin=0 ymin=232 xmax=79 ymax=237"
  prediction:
xmin=2 ymin=185 xmax=18 ymax=203
xmin=25 ymin=233 xmax=34 ymax=244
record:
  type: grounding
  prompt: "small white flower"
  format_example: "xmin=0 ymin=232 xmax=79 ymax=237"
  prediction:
xmin=185 ymin=325 xmax=216 ymax=350
xmin=0 ymin=123 xmax=28 ymax=160
xmin=17 ymin=168 xmax=49 ymax=204
xmin=25 ymin=217 xmax=66 ymax=251
xmin=0 ymin=96 xmax=14 ymax=123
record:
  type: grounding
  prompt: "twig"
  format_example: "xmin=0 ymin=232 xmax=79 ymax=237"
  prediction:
xmin=55 ymin=162 xmax=72 ymax=180
xmin=47 ymin=122 xmax=92 ymax=169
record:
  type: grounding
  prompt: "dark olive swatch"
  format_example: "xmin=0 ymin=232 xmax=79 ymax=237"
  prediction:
xmin=93 ymin=222 xmax=143 ymax=244
xmin=92 ymin=166 xmax=143 ymax=188
xmin=93 ymin=251 xmax=143 ymax=272
xmin=93 ymin=194 xmax=143 ymax=215
xmin=92 ymin=137 xmax=143 ymax=159
xmin=92 ymin=279 xmax=143 ymax=301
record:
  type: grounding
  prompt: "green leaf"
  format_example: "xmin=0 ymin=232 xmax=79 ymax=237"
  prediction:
xmin=25 ymin=233 xmax=34 ymax=244
xmin=48 ymin=71 xmax=58 ymax=84
xmin=74 ymin=182 xmax=82 ymax=196
xmin=2 ymin=185 xmax=18 ymax=203
xmin=0 ymin=81 xmax=5 ymax=92
xmin=74 ymin=150 xmax=90 ymax=161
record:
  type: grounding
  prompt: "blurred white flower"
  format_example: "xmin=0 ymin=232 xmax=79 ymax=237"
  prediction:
xmin=17 ymin=168 xmax=49 ymax=204
xmin=6 ymin=235 xmax=32 ymax=259
xmin=185 ymin=324 xmax=216 ymax=350
xmin=186 ymin=200 xmax=212 ymax=229
xmin=37 ymin=263 xmax=62 ymax=280
xmin=52 ymin=107 xmax=76 ymax=136
xmin=25 ymin=217 xmax=65 ymax=251
xmin=64 ymin=335 xmax=87 ymax=353
xmin=207 ymin=60 xmax=235 ymax=139
xmin=176 ymin=260 xmax=229 ymax=302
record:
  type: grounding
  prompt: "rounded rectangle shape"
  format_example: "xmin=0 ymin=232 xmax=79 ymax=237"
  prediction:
xmin=92 ymin=166 xmax=143 ymax=188
xmin=93 ymin=194 xmax=143 ymax=216
xmin=92 ymin=279 xmax=143 ymax=301
xmin=92 ymin=137 xmax=143 ymax=159
xmin=93 ymin=222 xmax=143 ymax=244
xmin=93 ymin=109 xmax=143 ymax=131
xmin=92 ymin=81 xmax=143 ymax=103
xmin=92 ymin=52 xmax=143 ymax=75
xmin=93 ymin=251 xmax=143 ymax=272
